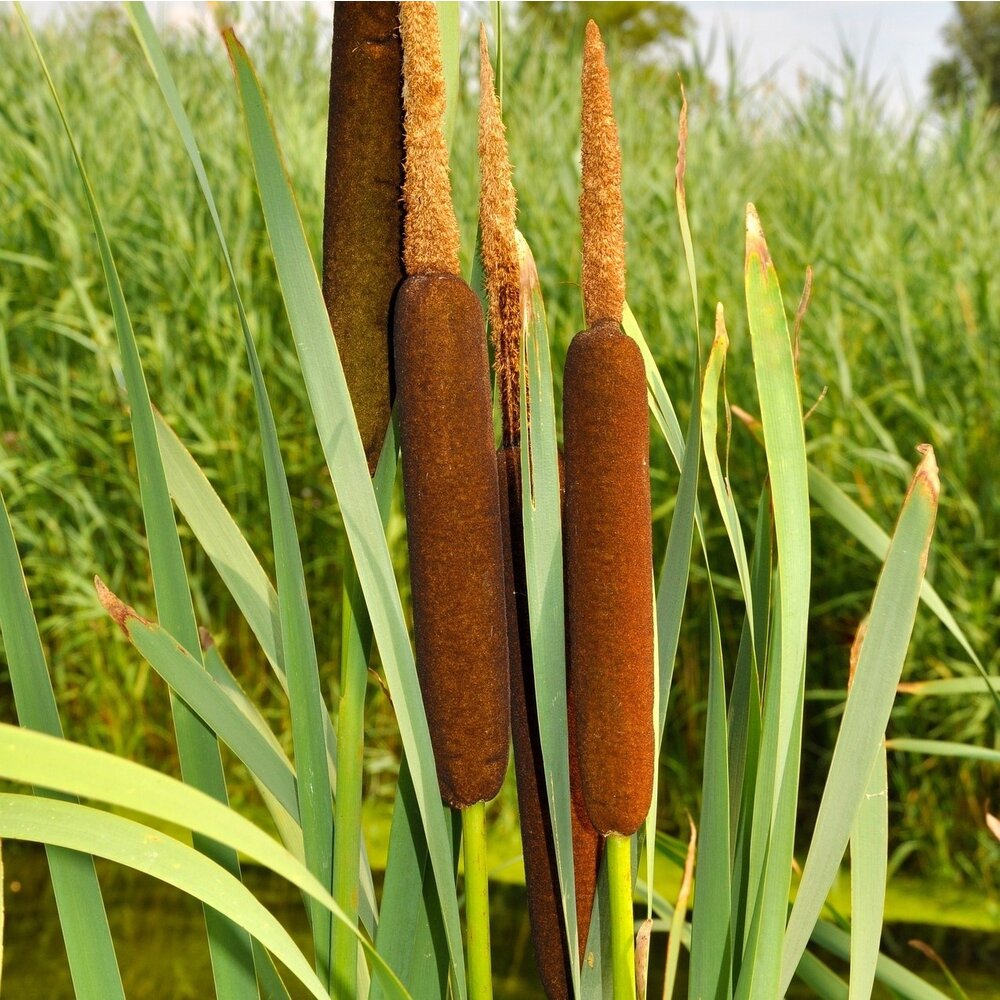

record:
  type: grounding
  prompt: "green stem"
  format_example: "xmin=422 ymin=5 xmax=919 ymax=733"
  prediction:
xmin=462 ymin=801 xmax=493 ymax=1000
xmin=330 ymin=560 xmax=370 ymax=997
xmin=608 ymin=834 xmax=637 ymax=1000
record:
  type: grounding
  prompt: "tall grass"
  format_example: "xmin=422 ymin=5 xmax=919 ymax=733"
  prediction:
xmin=0 ymin=2 xmax=996 ymax=897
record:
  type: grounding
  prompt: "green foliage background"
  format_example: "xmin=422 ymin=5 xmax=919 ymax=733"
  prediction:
xmin=1 ymin=6 xmax=997 ymax=889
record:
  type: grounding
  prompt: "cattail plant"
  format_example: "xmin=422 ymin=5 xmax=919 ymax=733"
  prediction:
xmin=395 ymin=4 xmax=509 ymax=996
xmin=322 ymin=1 xmax=404 ymax=475
xmin=322 ymin=5 xmax=405 ymax=995
xmin=478 ymin=28 xmax=601 ymax=1000
xmin=562 ymin=20 xmax=655 ymax=1000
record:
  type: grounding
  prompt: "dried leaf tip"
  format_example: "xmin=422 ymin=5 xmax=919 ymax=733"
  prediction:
xmin=580 ymin=19 xmax=626 ymax=327
xmin=675 ymin=84 xmax=688 ymax=196
xmin=745 ymin=203 xmax=772 ymax=269
xmin=479 ymin=25 xmax=521 ymax=445
xmin=913 ymin=443 xmax=940 ymax=500
xmin=94 ymin=576 xmax=145 ymax=635
xmin=399 ymin=1 xmax=460 ymax=276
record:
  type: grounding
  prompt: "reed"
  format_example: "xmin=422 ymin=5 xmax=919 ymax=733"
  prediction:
xmin=479 ymin=28 xmax=601 ymax=998
xmin=395 ymin=4 xmax=510 ymax=996
xmin=562 ymin=20 xmax=654 ymax=999
xmin=322 ymin=2 xmax=404 ymax=475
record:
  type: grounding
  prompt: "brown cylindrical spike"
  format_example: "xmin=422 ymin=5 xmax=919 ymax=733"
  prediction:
xmin=394 ymin=276 xmax=509 ymax=805
xmin=394 ymin=2 xmax=509 ymax=806
xmin=563 ymin=321 xmax=654 ymax=836
xmin=564 ymin=20 xmax=653 ymax=839
xmin=322 ymin=2 xmax=404 ymax=474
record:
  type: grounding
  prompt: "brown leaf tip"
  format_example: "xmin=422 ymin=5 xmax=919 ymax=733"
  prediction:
xmin=478 ymin=24 xmax=521 ymax=445
xmin=745 ymin=203 xmax=772 ymax=270
xmin=913 ymin=443 xmax=940 ymax=501
xmin=675 ymin=83 xmax=688 ymax=195
xmin=94 ymin=576 xmax=147 ymax=635
xmin=198 ymin=626 xmax=215 ymax=652
xmin=399 ymin=1 xmax=461 ymax=276
xmin=581 ymin=19 xmax=626 ymax=326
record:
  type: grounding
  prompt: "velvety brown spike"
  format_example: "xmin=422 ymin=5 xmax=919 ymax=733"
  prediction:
xmin=394 ymin=274 xmax=509 ymax=806
xmin=499 ymin=446 xmax=602 ymax=997
xmin=322 ymin=2 xmax=404 ymax=474
xmin=478 ymin=27 xmax=521 ymax=446
xmin=580 ymin=20 xmax=626 ymax=326
xmin=399 ymin=1 xmax=461 ymax=276
xmin=563 ymin=320 xmax=654 ymax=837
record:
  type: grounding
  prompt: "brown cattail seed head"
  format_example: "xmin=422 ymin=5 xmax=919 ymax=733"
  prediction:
xmin=394 ymin=274 xmax=510 ymax=805
xmin=563 ymin=320 xmax=654 ymax=836
xmin=399 ymin=1 xmax=461 ymax=276
xmin=499 ymin=446 xmax=602 ymax=997
xmin=478 ymin=27 xmax=522 ymax=446
xmin=580 ymin=20 xmax=626 ymax=326
xmin=322 ymin=2 xmax=404 ymax=475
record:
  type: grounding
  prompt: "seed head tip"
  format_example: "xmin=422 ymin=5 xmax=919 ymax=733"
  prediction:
xmin=580 ymin=15 xmax=625 ymax=326
xmin=399 ymin=1 xmax=461 ymax=276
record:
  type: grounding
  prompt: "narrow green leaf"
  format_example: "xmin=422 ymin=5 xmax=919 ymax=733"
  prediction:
xmin=849 ymin=746 xmax=887 ymax=1000
xmin=808 ymin=466 xmax=995 ymax=715
xmin=154 ymin=412 xmax=283 ymax=671
xmin=728 ymin=485 xmax=770 ymax=878
xmin=780 ymin=447 xmax=940 ymax=991
xmin=897 ymin=676 xmax=1000 ymax=697
xmin=20 ymin=12 xmax=258 ymax=993
xmin=744 ymin=202 xmax=811 ymax=810
xmin=96 ymin=590 xmax=299 ymax=821
xmin=332 ymin=429 xmax=398 ymax=997
xmin=373 ymin=758 xmax=456 ymax=1000
xmin=625 ymin=305 xmax=702 ymax=746
xmin=0 ymin=725 xmax=410 ymax=999
xmin=811 ymin=920 xmax=951 ymax=1000
xmin=701 ymin=307 xmax=756 ymax=641
xmin=0 ymin=795 xmax=325 ymax=1000
xmin=224 ymin=32 xmax=466 ymax=996
xmin=0 ymin=488 xmax=124 ymax=999
xmin=742 ymin=204 xmax=811 ymax=998
xmin=128 ymin=8 xmax=340 ymax=973
xmin=201 ymin=640 xmax=306 ymax=859
xmin=795 ymin=951 xmax=848 ymax=999
xmin=689 ymin=590 xmax=732 ymax=1000
xmin=885 ymin=739 xmax=1000 ymax=764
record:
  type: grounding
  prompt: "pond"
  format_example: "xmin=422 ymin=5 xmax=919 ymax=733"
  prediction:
xmin=2 ymin=845 xmax=997 ymax=998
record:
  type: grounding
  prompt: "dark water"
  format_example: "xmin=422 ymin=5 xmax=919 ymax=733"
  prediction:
xmin=2 ymin=845 xmax=997 ymax=998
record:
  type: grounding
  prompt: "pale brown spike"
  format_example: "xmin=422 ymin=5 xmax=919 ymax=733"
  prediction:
xmin=478 ymin=25 xmax=521 ymax=446
xmin=580 ymin=19 xmax=626 ymax=326
xmin=399 ymin=1 xmax=461 ymax=276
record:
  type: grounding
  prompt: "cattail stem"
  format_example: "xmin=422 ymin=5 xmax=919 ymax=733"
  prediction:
xmin=607 ymin=834 xmax=637 ymax=1000
xmin=462 ymin=801 xmax=494 ymax=1000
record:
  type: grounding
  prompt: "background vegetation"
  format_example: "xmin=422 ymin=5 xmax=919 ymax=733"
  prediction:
xmin=1 ymin=2 xmax=997 ymax=899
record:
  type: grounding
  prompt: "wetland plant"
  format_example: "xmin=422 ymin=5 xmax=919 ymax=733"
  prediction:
xmin=0 ymin=5 xmax=990 ymax=1000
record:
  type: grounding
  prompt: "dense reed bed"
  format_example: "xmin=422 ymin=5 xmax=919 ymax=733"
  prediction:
xmin=1 ymin=5 xmax=997 ymax=895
